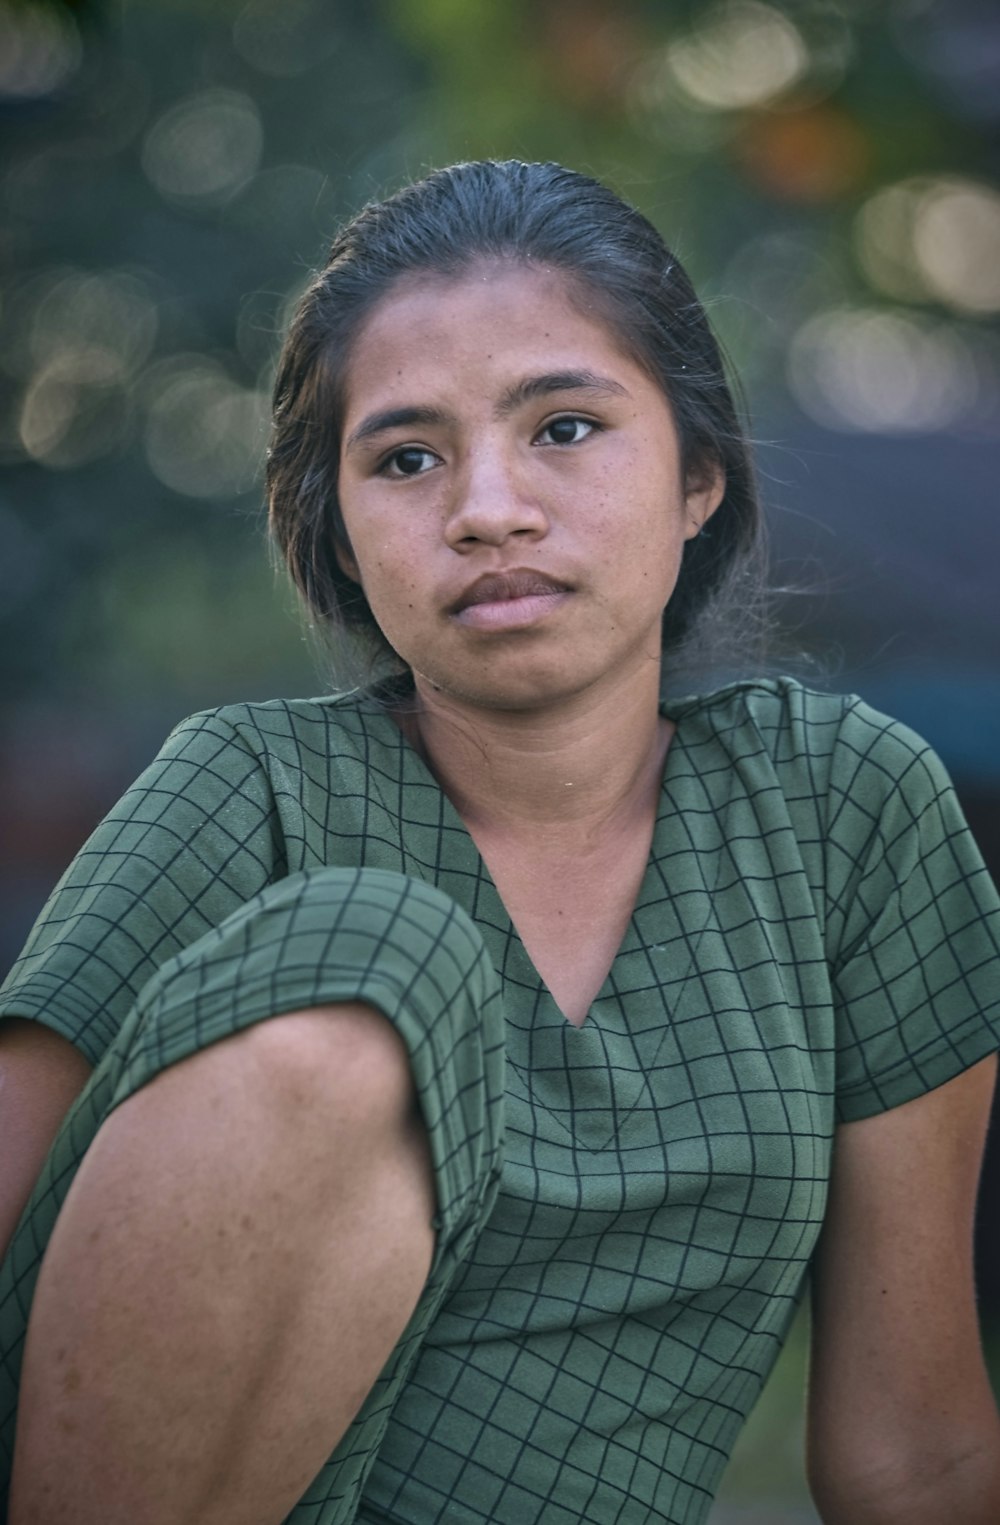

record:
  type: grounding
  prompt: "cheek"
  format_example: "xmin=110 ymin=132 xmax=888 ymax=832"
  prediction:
xmin=356 ymin=548 xmax=405 ymax=604
xmin=349 ymin=545 xmax=427 ymax=647
xmin=338 ymin=504 xmax=409 ymax=589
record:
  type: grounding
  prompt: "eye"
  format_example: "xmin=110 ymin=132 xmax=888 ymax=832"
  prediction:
xmin=536 ymin=415 xmax=597 ymax=447
xmin=378 ymin=445 xmax=439 ymax=478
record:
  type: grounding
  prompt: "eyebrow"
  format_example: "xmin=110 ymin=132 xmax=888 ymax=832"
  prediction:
xmin=497 ymin=369 xmax=630 ymax=413
xmin=343 ymin=370 xmax=630 ymax=453
xmin=344 ymin=405 xmax=453 ymax=453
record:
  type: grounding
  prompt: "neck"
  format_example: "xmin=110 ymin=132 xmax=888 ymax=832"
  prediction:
xmin=396 ymin=670 xmax=671 ymax=846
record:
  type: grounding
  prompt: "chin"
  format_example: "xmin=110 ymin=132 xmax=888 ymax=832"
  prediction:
xmin=406 ymin=628 xmax=665 ymax=715
xmin=411 ymin=660 xmax=614 ymax=716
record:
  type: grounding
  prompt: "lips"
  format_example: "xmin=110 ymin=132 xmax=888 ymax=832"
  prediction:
xmin=450 ymin=569 xmax=571 ymax=615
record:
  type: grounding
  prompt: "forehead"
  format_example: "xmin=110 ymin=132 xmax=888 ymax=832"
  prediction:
xmin=340 ymin=260 xmax=651 ymax=412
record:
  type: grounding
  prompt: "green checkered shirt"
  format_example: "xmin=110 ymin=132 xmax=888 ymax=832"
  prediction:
xmin=2 ymin=678 xmax=998 ymax=1523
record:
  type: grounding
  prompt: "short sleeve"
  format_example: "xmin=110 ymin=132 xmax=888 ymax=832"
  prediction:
xmin=0 ymin=711 xmax=286 ymax=1065
xmin=823 ymin=699 xmax=1000 ymax=1122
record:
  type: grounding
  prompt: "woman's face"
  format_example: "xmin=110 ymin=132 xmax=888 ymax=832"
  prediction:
xmin=336 ymin=261 xmax=723 ymax=715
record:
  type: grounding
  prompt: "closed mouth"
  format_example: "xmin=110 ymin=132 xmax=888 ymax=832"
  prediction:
xmin=450 ymin=570 xmax=571 ymax=615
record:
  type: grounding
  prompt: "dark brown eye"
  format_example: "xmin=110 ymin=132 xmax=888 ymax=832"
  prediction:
xmin=383 ymin=446 xmax=436 ymax=477
xmin=540 ymin=417 xmax=594 ymax=446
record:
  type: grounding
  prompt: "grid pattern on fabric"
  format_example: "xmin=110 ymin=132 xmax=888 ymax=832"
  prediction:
xmin=2 ymin=678 xmax=999 ymax=1525
xmin=0 ymin=715 xmax=287 ymax=1064
xmin=357 ymin=687 xmax=1000 ymax=1525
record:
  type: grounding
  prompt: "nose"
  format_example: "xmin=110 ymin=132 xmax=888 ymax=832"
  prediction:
xmin=443 ymin=441 xmax=549 ymax=550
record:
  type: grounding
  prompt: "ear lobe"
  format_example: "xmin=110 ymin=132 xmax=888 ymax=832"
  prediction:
xmin=684 ymin=462 xmax=726 ymax=540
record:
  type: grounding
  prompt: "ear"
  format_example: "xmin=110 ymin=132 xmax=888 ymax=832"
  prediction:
xmin=683 ymin=460 xmax=726 ymax=541
xmin=333 ymin=535 xmax=361 ymax=584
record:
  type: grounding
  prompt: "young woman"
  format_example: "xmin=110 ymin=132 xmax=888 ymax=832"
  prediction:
xmin=1 ymin=160 xmax=999 ymax=1525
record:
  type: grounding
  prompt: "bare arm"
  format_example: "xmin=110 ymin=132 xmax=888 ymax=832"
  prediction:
xmin=0 ymin=1017 xmax=92 ymax=1261
xmin=808 ymin=1054 xmax=1000 ymax=1524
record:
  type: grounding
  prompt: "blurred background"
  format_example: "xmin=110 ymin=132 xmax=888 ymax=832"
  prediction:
xmin=1 ymin=0 xmax=998 ymax=1517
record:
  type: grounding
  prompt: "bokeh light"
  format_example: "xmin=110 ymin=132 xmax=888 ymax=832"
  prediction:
xmin=735 ymin=102 xmax=869 ymax=203
xmin=11 ymin=270 xmax=158 ymax=469
xmin=787 ymin=306 xmax=980 ymax=433
xmin=19 ymin=368 xmax=130 ymax=470
xmin=142 ymin=356 xmax=269 ymax=499
xmin=627 ymin=55 xmax=727 ymax=153
xmin=141 ymin=88 xmax=264 ymax=205
xmin=29 ymin=269 xmax=158 ymax=382
xmin=856 ymin=175 xmax=1000 ymax=316
xmin=0 ymin=0 xmax=82 ymax=100
xmin=912 ymin=178 xmax=1000 ymax=315
xmin=854 ymin=179 xmax=931 ymax=303
xmin=666 ymin=2 xmax=809 ymax=111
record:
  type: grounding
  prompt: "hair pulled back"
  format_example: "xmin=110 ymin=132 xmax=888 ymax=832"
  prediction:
xmin=267 ymin=159 xmax=764 ymax=683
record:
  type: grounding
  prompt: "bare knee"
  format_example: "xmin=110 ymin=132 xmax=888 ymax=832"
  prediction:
xmin=239 ymin=1002 xmax=420 ymax=1135
xmin=103 ymin=1001 xmax=434 ymax=1222
xmin=223 ymin=1002 xmax=436 ymax=1216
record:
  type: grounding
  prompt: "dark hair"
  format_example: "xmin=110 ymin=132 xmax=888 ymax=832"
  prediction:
xmin=267 ymin=159 xmax=766 ymax=686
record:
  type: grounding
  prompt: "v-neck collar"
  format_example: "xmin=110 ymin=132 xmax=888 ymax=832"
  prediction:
xmin=354 ymin=694 xmax=692 ymax=1029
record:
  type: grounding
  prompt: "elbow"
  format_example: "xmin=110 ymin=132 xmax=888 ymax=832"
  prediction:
xmin=807 ymin=1430 xmax=1000 ymax=1525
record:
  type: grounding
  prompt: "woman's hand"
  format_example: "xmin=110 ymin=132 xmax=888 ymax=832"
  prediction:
xmin=808 ymin=1054 xmax=1000 ymax=1523
xmin=0 ymin=1018 xmax=92 ymax=1262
